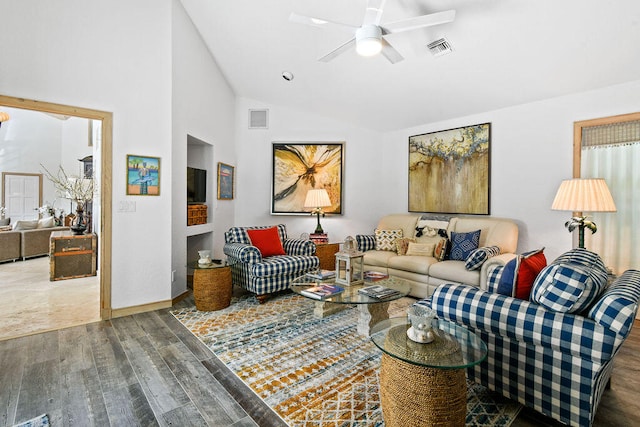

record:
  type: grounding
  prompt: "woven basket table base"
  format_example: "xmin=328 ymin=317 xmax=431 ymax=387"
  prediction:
xmin=193 ymin=266 xmax=232 ymax=311
xmin=380 ymin=353 xmax=467 ymax=427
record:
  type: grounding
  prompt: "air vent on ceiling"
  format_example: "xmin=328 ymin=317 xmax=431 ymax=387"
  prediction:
xmin=249 ymin=109 xmax=269 ymax=129
xmin=427 ymin=38 xmax=453 ymax=57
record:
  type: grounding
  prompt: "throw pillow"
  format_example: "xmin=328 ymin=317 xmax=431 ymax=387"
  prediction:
xmin=497 ymin=248 xmax=547 ymax=300
xmin=13 ymin=220 xmax=38 ymax=231
xmin=433 ymin=238 xmax=450 ymax=261
xmin=448 ymin=230 xmax=481 ymax=261
xmin=464 ymin=246 xmax=501 ymax=271
xmin=37 ymin=216 xmax=55 ymax=228
xmin=246 ymin=226 xmax=286 ymax=257
xmin=405 ymin=242 xmax=435 ymax=257
xmin=375 ymin=229 xmax=403 ymax=251
xmin=530 ymin=259 xmax=608 ymax=313
xmin=395 ymin=237 xmax=416 ymax=255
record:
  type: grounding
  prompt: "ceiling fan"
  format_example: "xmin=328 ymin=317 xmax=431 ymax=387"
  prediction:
xmin=290 ymin=0 xmax=455 ymax=64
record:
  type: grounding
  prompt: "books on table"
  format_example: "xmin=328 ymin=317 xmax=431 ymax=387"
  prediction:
xmin=300 ymin=283 xmax=344 ymax=300
xmin=358 ymin=284 xmax=402 ymax=300
xmin=306 ymin=269 xmax=336 ymax=280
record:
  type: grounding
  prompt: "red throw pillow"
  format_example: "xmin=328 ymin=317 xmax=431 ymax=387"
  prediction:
xmin=497 ymin=248 xmax=547 ymax=300
xmin=516 ymin=250 xmax=547 ymax=300
xmin=247 ymin=227 xmax=286 ymax=257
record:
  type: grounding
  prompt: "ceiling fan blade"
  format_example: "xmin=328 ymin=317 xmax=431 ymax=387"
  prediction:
xmin=318 ymin=38 xmax=356 ymax=62
xmin=382 ymin=10 xmax=456 ymax=34
xmin=363 ymin=0 xmax=386 ymax=26
xmin=380 ymin=38 xmax=404 ymax=64
xmin=289 ymin=12 xmax=358 ymax=34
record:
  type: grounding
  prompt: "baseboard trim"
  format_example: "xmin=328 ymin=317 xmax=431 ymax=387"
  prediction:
xmin=111 ymin=299 xmax=173 ymax=318
xmin=109 ymin=290 xmax=191 ymax=319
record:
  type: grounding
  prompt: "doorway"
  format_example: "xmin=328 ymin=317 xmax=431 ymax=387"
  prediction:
xmin=2 ymin=172 xmax=42 ymax=221
xmin=0 ymin=95 xmax=113 ymax=330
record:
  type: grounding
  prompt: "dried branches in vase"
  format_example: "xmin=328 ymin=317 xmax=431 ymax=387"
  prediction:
xmin=41 ymin=164 xmax=96 ymax=234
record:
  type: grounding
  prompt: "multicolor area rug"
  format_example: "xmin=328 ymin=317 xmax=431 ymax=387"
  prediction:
xmin=172 ymin=293 xmax=521 ymax=427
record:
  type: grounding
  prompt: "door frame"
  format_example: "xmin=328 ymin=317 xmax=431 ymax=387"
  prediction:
xmin=0 ymin=95 xmax=113 ymax=319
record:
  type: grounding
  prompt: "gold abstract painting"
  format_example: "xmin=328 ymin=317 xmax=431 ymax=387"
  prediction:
xmin=409 ymin=123 xmax=490 ymax=214
xmin=272 ymin=142 xmax=343 ymax=214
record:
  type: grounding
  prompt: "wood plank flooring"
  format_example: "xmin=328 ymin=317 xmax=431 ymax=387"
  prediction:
xmin=1 ymin=293 xmax=638 ymax=426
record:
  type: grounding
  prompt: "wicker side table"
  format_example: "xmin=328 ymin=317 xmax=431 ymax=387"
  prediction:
xmin=190 ymin=262 xmax=232 ymax=311
xmin=371 ymin=319 xmax=487 ymax=427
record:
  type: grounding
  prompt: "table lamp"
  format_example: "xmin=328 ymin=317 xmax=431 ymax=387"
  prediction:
xmin=304 ymin=189 xmax=331 ymax=234
xmin=551 ymin=178 xmax=616 ymax=248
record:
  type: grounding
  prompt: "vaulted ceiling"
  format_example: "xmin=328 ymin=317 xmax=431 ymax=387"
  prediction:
xmin=180 ymin=0 xmax=640 ymax=132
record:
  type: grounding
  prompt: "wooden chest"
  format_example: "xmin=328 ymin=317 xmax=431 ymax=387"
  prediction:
xmin=187 ymin=204 xmax=208 ymax=226
xmin=50 ymin=231 xmax=97 ymax=281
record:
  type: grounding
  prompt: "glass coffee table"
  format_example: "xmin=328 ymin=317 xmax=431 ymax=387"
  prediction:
xmin=370 ymin=317 xmax=487 ymax=427
xmin=291 ymin=275 xmax=411 ymax=336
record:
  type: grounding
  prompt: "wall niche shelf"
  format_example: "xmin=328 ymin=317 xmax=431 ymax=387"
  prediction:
xmin=186 ymin=222 xmax=214 ymax=237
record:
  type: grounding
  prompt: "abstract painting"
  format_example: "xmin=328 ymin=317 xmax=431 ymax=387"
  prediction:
xmin=409 ymin=123 xmax=490 ymax=214
xmin=271 ymin=142 xmax=343 ymax=214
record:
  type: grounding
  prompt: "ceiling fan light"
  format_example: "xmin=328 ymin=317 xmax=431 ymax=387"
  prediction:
xmin=356 ymin=25 xmax=382 ymax=56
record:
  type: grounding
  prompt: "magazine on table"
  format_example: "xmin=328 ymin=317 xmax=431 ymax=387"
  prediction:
xmin=300 ymin=283 xmax=345 ymax=300
xmin=306 ymin=269 xmax=336 ymax=280
xmin=363 ymin=271 xmax=389 ymax=281
xmin=358 ymin=284 xmax=402 ymax=299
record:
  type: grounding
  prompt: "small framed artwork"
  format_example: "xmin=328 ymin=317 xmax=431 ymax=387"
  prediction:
xmin=408 ymin=123 xmax=490 ymax=214
xmin=126 ymin=155 xmax=160 ymax=196
xmin=217 ymin=162 xmax=235 ymax=200
xmin=271 ymin=142 xmax=344 ymax=215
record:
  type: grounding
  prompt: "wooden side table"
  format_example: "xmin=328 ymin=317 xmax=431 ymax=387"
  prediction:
xmin=189 ymin=262 xmax=232 ymax=311
xmin=314 ymin=242 xmax=340 ymax=270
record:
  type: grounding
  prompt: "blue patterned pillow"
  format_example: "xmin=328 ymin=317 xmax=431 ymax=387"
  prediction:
xmin=530 ymin=260 xmax=607 ymax=313
xmin=448 ymin=230 xmax=481 ymax=261
xmin=464 ymin=246 xmax=501 ymax=270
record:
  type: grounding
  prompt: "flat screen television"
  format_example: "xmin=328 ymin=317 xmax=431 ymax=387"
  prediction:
xmin=187 ymin=167 xmax=207 ymax=203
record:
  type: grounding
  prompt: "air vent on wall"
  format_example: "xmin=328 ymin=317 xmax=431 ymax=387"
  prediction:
xmin=249 ymin=109 xmax=269 ymax=129
xmin=427 ymin=38 xmax=453 ymax=57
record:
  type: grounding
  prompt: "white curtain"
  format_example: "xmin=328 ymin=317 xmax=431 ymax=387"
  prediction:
xmin=581 ymin=142 xmax=640 ymax=275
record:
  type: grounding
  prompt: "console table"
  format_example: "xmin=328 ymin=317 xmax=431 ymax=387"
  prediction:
xmin=49 ymin=231 xmax=97 ymax=281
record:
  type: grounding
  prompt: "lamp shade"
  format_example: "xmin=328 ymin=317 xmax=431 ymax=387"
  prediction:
xmin=304 ymin=189 xmax=331 ymax=208
xmin=551 ymin=178 xmax=617 ymax=212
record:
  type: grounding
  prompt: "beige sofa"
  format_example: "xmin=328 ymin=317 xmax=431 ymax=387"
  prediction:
xmin=0 ymin=226 xmax=70 ymax=262
xmin=0 ymin=231 xmax=22 ymax=262
xmin=357 ymin=214 xmax=519 ymax=298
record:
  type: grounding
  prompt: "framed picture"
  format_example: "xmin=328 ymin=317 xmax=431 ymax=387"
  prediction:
xmin=271 ymin=142 xmax=344 ymax=215
xmin=126 ymin=155 xmax=160 ymax=196
xmin=217 ymin=162 xmax=235 ymax=200
xmin=408 ymin=123 xmax=490 ymax=214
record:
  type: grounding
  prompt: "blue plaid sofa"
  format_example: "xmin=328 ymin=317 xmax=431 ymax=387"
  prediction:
xmin=420 ymin=248 xmax=640 ymax=426
xmin=223 ymin=224 xmax=319 ymax=303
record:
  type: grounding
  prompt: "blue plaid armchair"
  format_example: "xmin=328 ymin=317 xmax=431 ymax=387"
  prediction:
xmin=223 ymin=224 xmax=319 ymax=303
xmin=421 ymin=249 xmax=640 ymax=426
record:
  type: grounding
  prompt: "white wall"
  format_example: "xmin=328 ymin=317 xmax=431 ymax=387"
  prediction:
xmin=1 ymin=0 xmax=174 ymax=309
xmin=171 ymin=0 xmax=236 ymax=297
xmin=236 ymin=80 xmax=640 ymax=264
xmin=234 ymin=98 xmax=387 ymax=242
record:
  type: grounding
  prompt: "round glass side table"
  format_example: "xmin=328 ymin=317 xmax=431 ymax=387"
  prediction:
xmin=370 ymin=317 xmax=487 ymax=427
